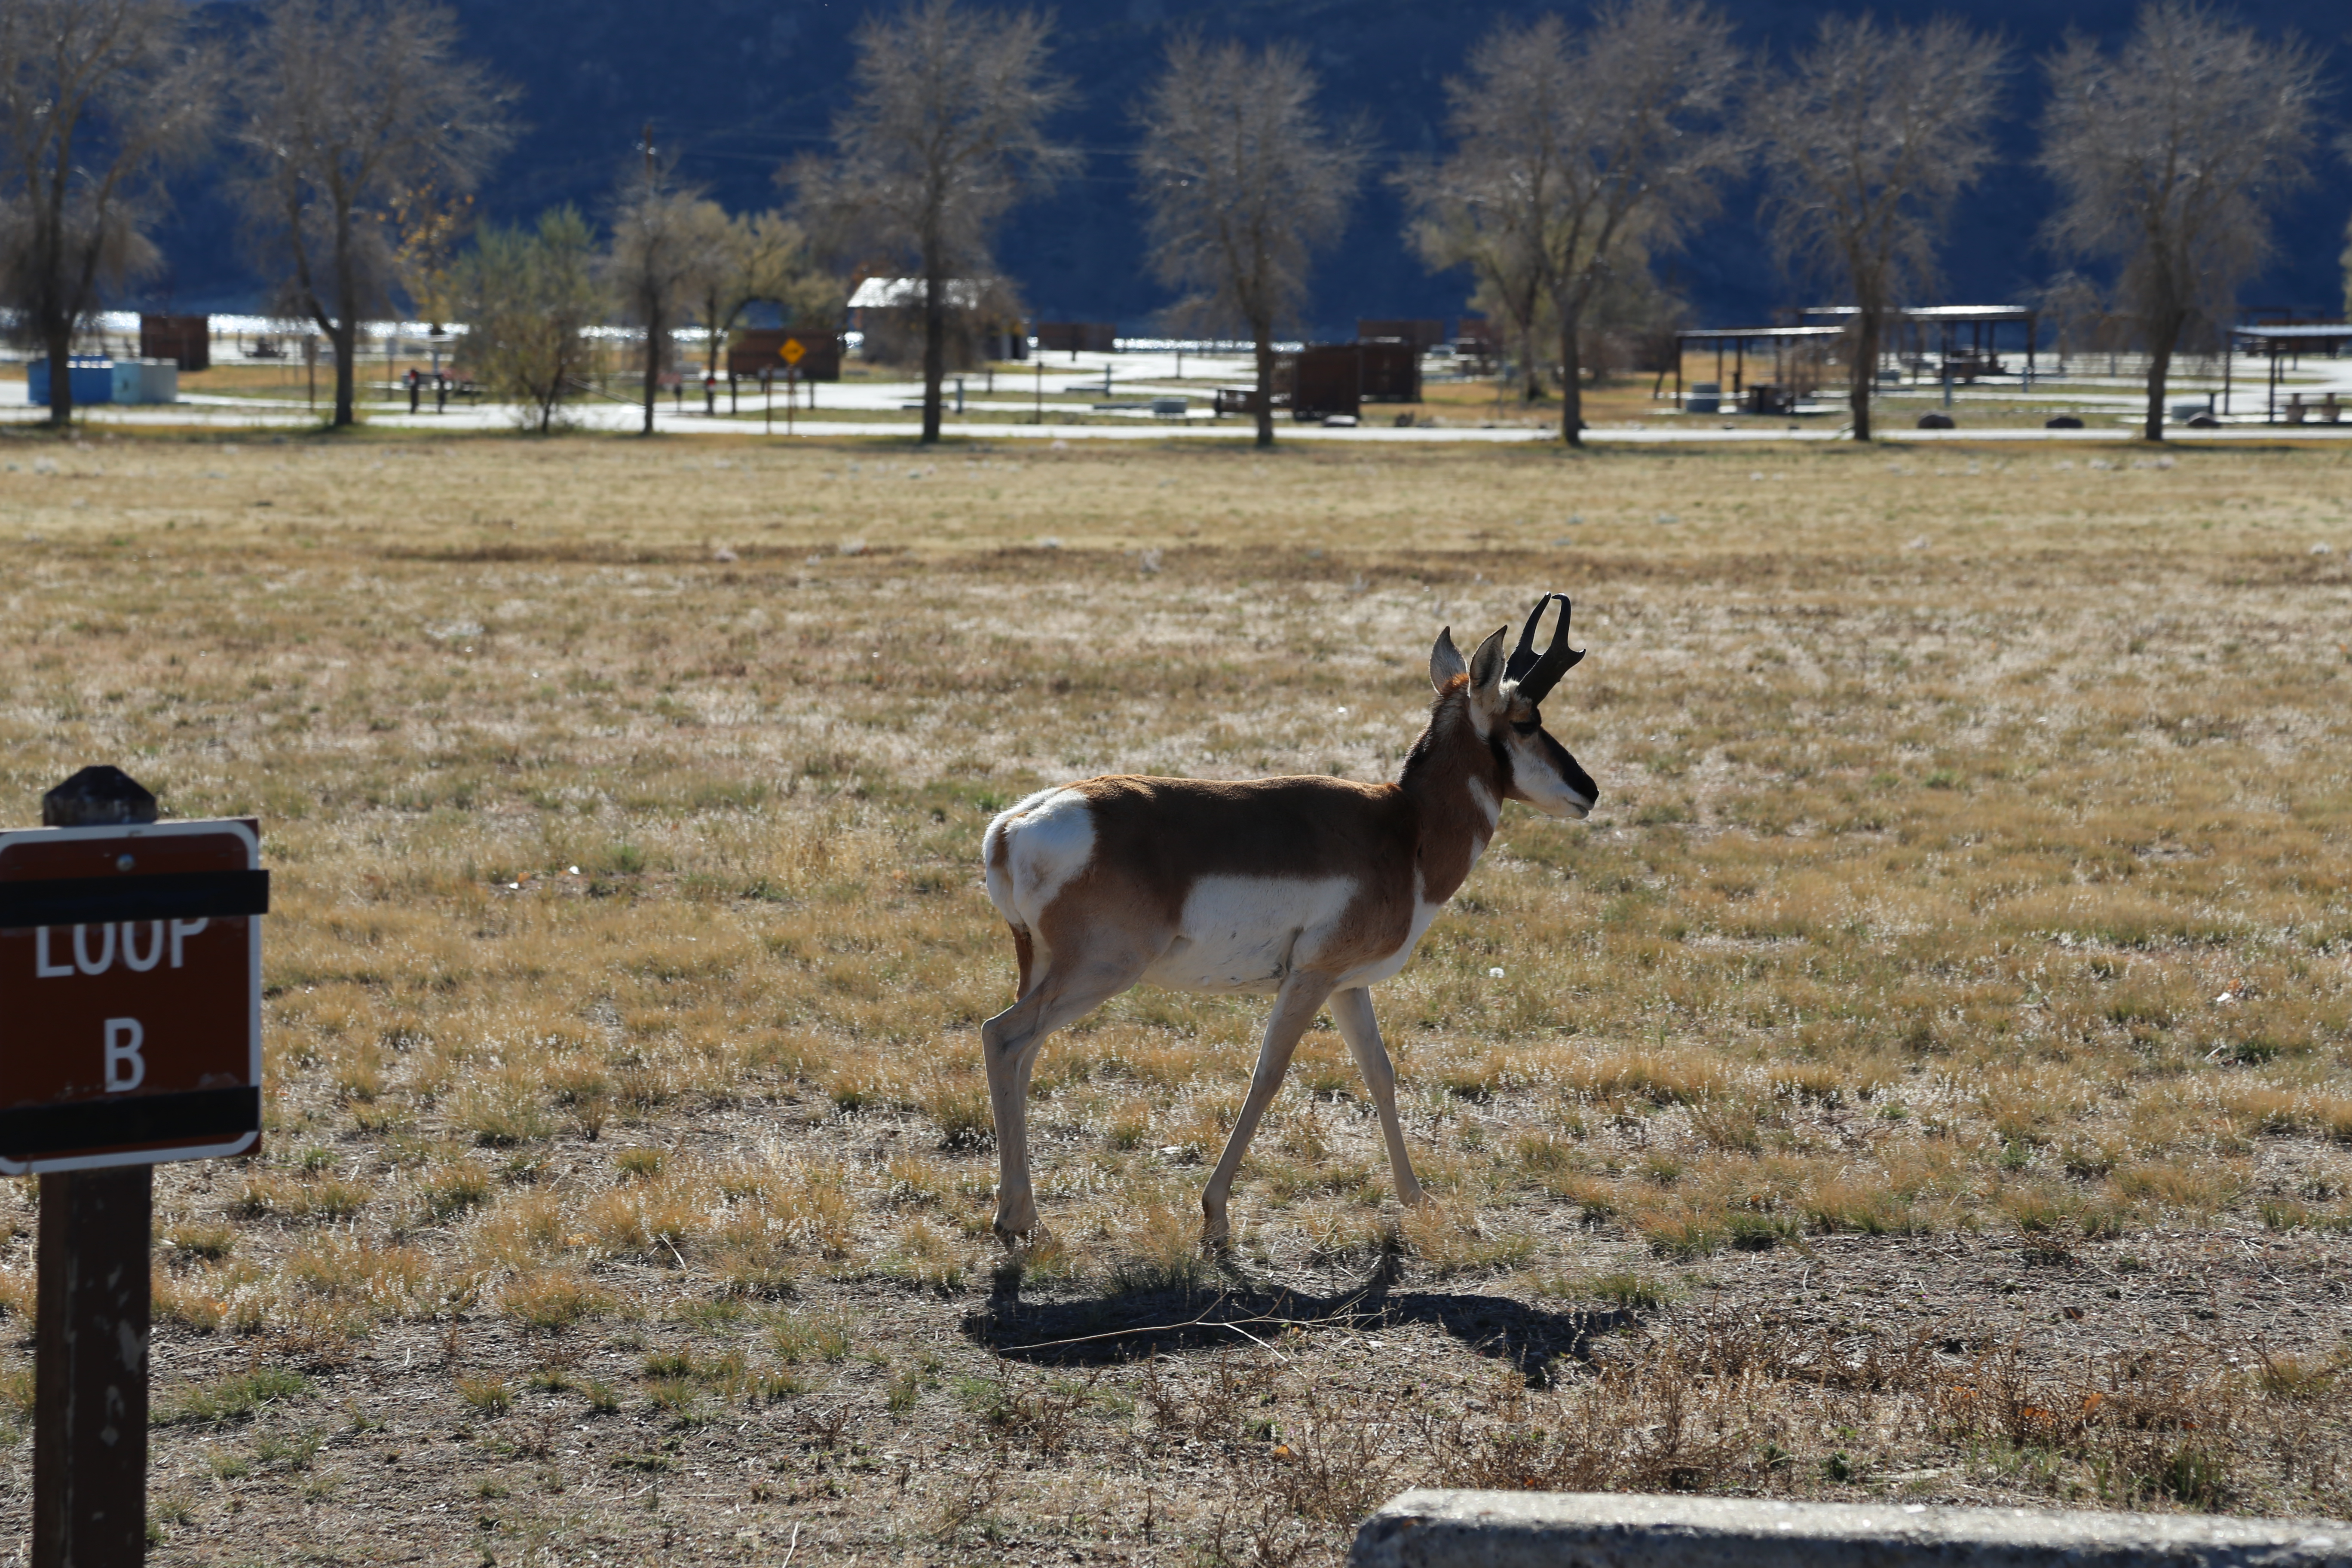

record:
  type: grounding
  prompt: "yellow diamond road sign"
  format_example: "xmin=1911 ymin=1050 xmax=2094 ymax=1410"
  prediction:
xmin=779 ymin=338 xmax=806 ymax=366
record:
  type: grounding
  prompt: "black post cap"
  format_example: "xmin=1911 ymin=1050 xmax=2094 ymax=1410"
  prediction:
xmin=42 ymin=767 xmax=159 ymax=828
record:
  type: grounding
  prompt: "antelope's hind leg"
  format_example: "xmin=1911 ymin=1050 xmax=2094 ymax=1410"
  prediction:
xmin=1329 ymin=987 xmax=1424 ymax=1209
xmin=981 ymin=937 xmax=1147 ymax=1244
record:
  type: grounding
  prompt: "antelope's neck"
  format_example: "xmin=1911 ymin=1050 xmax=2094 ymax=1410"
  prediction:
xmin=1397 ymin=696 xmax=1501 ymax=906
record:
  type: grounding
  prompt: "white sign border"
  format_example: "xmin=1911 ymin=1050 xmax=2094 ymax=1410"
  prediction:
xmin=0 ymin=818 xmax=262 ymax=1175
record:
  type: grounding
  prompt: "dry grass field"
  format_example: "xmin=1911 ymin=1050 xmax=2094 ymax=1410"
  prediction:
xmin=0 ymin=427 xmax=2348 ymax=1565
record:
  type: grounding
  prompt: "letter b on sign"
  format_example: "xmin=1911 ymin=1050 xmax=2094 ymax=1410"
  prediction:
xmin=104 ymin=1017 xmax=145 ymax=1093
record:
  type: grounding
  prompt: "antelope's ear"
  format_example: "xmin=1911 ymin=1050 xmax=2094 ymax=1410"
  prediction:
xmin=1467 ymin=625 xmax=1509 ymax=699
xmin=1429 ymin=627 xmax=1467 ymax=692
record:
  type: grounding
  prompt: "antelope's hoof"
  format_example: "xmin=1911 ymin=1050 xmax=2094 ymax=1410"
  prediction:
xmin=992 ymin=1188 xmax=1038 ymax=1234
xmin=992 ymin=1208 xmax=1041 ymax=1250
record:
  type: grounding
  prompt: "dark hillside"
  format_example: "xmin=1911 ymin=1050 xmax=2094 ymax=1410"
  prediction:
xmin=154 ymin=0 xmax=2352 ymax=330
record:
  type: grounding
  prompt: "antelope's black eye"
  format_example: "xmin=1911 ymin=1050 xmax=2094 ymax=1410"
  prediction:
xmin=1511 ymin=720 xmax=1540 ymax=735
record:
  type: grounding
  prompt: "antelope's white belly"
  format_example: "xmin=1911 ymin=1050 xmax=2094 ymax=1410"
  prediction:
xmin=1143 ymin=875 xmax=1358 ymax=995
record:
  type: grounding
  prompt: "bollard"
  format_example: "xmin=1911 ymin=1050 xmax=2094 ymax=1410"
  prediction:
xmin=1350 ymin=1490 xmax=2351 ymax=1568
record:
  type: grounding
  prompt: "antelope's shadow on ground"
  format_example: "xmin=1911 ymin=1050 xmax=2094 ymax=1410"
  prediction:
xmin=961 ymin=1257 xmax=1633 ymax=1384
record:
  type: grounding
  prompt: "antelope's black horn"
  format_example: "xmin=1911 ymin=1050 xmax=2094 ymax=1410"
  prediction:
xmin=1505 ymin=592 xmax=1584 ymax=701
xmin=1504 ymin=594 xmax=1558 ymax=681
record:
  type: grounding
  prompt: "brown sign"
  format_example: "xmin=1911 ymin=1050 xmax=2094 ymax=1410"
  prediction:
xmin=0 ymin=820 xmax=263 ymax=1174
xmin=726 ymin=329 xmax=841 ymax=381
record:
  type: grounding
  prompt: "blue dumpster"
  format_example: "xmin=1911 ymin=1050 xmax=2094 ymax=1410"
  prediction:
xmin=28 ymin=358 xmax=115 ymax=407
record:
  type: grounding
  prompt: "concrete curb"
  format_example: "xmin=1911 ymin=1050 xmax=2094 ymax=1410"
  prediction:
xmin=1349 ymin=1490 xmax=2352 ymax=1568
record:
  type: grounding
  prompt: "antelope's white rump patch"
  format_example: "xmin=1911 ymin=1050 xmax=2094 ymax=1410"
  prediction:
xmin=984 ymin=787 xmax=1097 ymax=929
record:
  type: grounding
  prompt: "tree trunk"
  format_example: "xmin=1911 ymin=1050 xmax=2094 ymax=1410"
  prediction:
xmin=640 ymin=297 xmax=660 ymax=437
xmin=330 ymin=230 xmax=361 ymax=429
xmin=921 ymin=273 xmax=946 ymax=444
xmin=1559 ymin=308 xmax=1584 ymax=447
xmin=707 ymin=319 xmax=724 ymax=418
xmin=332 ymin=319 xmax=357 ymax=428
xmin=1850 ymin=308 xmax=1879 ymax=443
xmin=1253 ymin=320 xmax=1275 ymax=449
xmin=43 ymin=318 xmax=73 ymax=429
xmin=2143 ymin=311 xmax=2180 ymax=443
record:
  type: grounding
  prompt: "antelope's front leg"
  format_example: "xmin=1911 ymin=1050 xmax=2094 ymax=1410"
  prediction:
xmin=1200 ymin=974 xmax=1334 ymax=1249
xmin=1329 ymin=986 xmax=1424 ymax=1209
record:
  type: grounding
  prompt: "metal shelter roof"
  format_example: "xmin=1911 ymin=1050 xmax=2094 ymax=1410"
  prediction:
xmin=1802 ymin=304 xmax=2035 ymax=322
xmin=1674 ymin=325 xmax=1844 ymax=343
xmin=2233 ymin=323 xmax=2352 ymax=342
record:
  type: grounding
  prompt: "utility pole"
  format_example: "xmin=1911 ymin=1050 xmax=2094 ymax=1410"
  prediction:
xmin=642 ymin=122 xmax=659 ymax=438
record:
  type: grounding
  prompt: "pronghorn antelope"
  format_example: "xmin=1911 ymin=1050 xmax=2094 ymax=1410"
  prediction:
xmin=980 ymin=594 xmax=1596 ymax=1247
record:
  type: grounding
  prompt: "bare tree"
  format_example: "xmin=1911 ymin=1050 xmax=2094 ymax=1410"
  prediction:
xmin=2039 ymin=3 xmax=2325 ymax=442
xmin=232 ymin=0 xmax=512 ymax=428
xmin=457 ymin=206 xmax=601 ymax=434
xmin=2340 ymin=126 xmax=2352 ymax=318
xmin=0 ymin=0 xmax=215 ymax=428
xmin=689 ymin=208 xmax=840 ymax=405
xmin=1400 ymin=127 xmax=1551 ymax=404
xmin=1413 ymin=6 xmax=1740 ymax=447
xmin=2034 ymin=270 xmax=2111 ymax=374
xmin=606 ymin=145 xmax=723 ymax=435
xmin=1135 ymin=36 xmax=1366 ymax=448
xmin=1754 ymin=15 xmax=2007 ymax=441
xmin=790 ymin=0 xmax=1072 ymax=444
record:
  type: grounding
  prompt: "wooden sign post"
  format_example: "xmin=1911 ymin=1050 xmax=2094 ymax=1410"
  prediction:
xmin=3 ymin=767 xmax=266 ymax=1568
xmin=780 ymin=337 xmax=805 ymax=438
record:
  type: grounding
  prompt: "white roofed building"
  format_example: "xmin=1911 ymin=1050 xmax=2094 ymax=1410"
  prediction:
xmin=845 ymin=277 xmax=987 ymax=311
